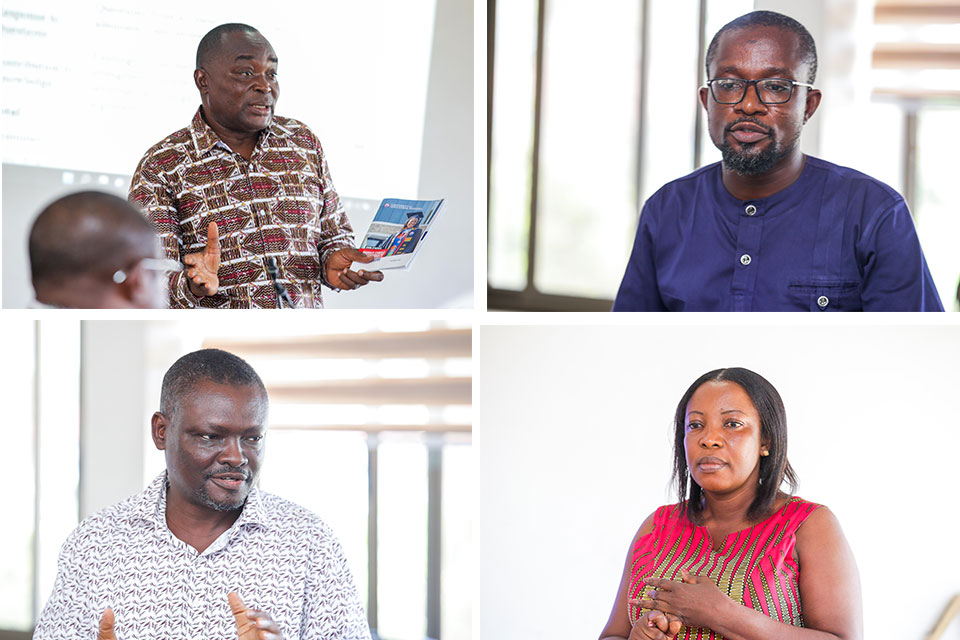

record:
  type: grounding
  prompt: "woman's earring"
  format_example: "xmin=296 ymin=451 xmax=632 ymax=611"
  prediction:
xmin=761 ymin=450 xmax=769 ymax=457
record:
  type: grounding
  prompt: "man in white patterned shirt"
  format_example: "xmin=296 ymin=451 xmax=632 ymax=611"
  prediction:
xmin=34 ymin=349 xmax=371 ymax=640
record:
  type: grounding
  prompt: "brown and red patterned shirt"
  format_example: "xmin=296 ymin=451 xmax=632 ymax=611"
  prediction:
xmin=130 ymin=107 xmax=355 ymax=308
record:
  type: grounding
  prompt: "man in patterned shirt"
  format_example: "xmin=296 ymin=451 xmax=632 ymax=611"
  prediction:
xmin=130 ymin=23 xmax=383 ymax=308
xmin=34 ymin=349 xmax=371 ymax=640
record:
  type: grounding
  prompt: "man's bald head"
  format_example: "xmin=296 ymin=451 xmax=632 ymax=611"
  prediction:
xmin=29 ymin=190 xmax=157 ymax=288
xmin=196 ymin=23 xmax=261 ymax=69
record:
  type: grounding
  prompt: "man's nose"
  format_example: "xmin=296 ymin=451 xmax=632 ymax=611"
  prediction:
xmin=252 ymin=74 xmax=271 ymax=94
xmin=736 ymin=82 xmax=767 ymax=115
xmin=219 ymin=437 xmax=247 ymax=466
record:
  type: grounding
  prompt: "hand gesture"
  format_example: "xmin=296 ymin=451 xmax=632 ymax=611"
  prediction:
xmin=229 ymin=591 xmax=283 ymax=640
xmin=629 ymin=607 xmax=682 ymax=640
xmin=97 ymin=608 xmax=118 ymax=640
xmin=325 ymin=247 xmax=384 ymax=290
xmin=631 ymin=570 xmax=729 ymax=630
xmin=183 ymin=221 xmax=220 ymax=297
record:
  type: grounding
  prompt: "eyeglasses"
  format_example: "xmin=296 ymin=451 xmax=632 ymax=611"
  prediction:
xmin=703 ymin=78 xmax=814 ymax=105
xmin=112 ymin=258 xmax=183 ymax=284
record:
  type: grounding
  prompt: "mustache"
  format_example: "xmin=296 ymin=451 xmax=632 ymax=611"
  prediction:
xmin=725 ymin=117 xmax=772 ymax=135
xmin=204 ymin=466 xmax=251 ymax=480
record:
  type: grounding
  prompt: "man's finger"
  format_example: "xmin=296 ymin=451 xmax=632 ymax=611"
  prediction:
xmin=98 ymin=608 xmax=116 ymax=640
xmin=228 ymin=591 xmax=248 ymax=620
xmin=206 ymin=221 xmax=220 ymax=256
xmin=340 ymin=270 xmax=369 ymax=287
xmin=357 ymin=269 xmax=384 ymax=282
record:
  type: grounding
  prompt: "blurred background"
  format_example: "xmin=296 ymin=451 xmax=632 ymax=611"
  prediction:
xmin=0 ymin=315 xmax=472 ymax=640
xmin=487 ymin=0 xmax=960 ymax=310
xmin=1 ymin=0 xmax=473 ymax=309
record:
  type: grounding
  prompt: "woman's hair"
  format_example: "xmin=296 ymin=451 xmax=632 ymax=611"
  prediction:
xmin=672 ymin=367 xmax=798 ymax=524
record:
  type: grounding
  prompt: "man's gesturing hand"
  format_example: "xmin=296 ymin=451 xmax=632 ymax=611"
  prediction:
xmin=97 ymin=608 xmax=118 ymax=640
xmin=229 ymin=591 xmax=283 ymax=640
xmin=325 ymin=247 xmax=384 ymax=290
xmin=183 ymin=221 xmax=220 ymax=297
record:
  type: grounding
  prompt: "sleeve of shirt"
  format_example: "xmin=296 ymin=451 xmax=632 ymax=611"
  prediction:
xmin=857 ymin=199 xmax=944 ymax=311
xmin=612 ymin=202 xmax=668 ymax=311
xmin=313 ymin=141 xmax=358 ymax=290
xmin=302 ymin=524 xmax=371 ymax=640
xmin=33 ymin=530 xmax=97 ymax=640
xmin=129 ymin=152 xmax=203 ymax=308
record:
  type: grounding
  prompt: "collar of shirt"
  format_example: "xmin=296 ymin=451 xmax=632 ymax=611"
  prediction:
xmin=130 ymin=471 xmax=269 ymax=537
xmin=188 ymin=106 xmax=294 ymax=158
xmin=710 ymin=157 xmax=817 ymax=221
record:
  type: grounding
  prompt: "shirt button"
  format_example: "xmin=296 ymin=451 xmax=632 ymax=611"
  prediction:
xmin=745 ymin=204 xmax=757 ymax=216
xmin=740 ymin=254 xmax=752 ymax=266
xmin=817 ymin=295 xmax=829 ymax=309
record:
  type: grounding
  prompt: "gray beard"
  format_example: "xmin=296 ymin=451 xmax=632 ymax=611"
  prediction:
xmin=196 ymin=484 xmax=247 ymax=511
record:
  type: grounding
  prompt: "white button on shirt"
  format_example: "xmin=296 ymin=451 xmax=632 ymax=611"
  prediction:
xmin=34 ymin=472 xmax=371 ymax=640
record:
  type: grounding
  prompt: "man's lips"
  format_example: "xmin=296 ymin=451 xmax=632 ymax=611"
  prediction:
xmin=728 ymin=122 xmax=770 ymax=144
xmin=208 ymin=472 xmax=249 ymax=490
xmin=248 ymin=104 xmax=272 ymax=116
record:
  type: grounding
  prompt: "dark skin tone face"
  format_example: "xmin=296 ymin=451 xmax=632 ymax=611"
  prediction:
xmin=151 ymin=380 xmax=267 ymax=553
xmin=194 ymin=30 xmax=279 ymax=161
xmin=683 ymin=380 xmax=770 ymax=521
xmin=699 ymin=26 xmax=822 ymax=200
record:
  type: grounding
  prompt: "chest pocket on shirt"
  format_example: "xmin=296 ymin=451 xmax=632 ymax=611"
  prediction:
xmin=787 ymin=278 xmax=862 ymax=311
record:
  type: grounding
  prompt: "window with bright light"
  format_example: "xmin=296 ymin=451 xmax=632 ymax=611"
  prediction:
xmin=488 ymin=0 xmax=753 ymax=309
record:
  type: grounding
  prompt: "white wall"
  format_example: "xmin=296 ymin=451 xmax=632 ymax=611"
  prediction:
xmin=326 ymin=0 xmax=474 ymax=309
xmin=79 ymin=322 xmax=153 ymax=516
xmin=475 ymin=323 xmax=960 ymax=640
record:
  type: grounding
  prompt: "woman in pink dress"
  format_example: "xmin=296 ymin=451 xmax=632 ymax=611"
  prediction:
xmin=598 ymin=368 xmax=862 ymax=640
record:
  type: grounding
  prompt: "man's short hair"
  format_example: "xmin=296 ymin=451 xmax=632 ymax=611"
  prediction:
xmin=705 ymin=10 xmax=818 ymax=85
xmin=160 ymin=349 xmax=268 ymax=419
xmin=29 ymin=190 xmax=156 ymax=286
xmin=196 ymin=23 xmax=261 ymax=69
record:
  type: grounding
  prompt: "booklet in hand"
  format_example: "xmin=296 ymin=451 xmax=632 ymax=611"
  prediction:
xmin=354 ymin=198 xmax=445 ymax=270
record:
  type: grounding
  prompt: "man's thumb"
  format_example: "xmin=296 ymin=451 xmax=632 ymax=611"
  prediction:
xmin=98 ymin=608 xmax=116 ymax=640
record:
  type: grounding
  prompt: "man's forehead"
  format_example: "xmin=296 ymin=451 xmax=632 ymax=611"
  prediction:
xmin=711 ymin=26 xmax=806 ymax=75
xmin=216 ymin=31 xmax=277 ymax=63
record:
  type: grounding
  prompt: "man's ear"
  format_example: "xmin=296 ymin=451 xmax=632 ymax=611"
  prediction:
xmin=115 ymin=263 xmax=146 ymax=307
xmin=152 ymin=412 xmax=170 ymax=451
xmin=699 ymin=85 xmax=710 ymax=111
xmin=194 ymin=68 xmax=207 ymax=95
xmin=803 ymin=88 xmax=822 ymax=124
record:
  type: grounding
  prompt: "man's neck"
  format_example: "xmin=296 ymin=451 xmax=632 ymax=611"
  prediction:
xmin=721 ymin=151 xmax=806 ymax=201
xmin=164 ymin=486 xmax=243 ymax=554
xmin=200 ymin=108 xmax=260 ymax=161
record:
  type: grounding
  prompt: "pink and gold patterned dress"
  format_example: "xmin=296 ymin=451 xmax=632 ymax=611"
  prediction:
xmin=628 ymin=497 xmax=821 ymax=639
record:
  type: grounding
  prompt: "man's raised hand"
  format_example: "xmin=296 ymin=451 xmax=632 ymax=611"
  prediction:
xmin=183 ymin=221 xmax=220 ymax=297
xmin=229 ymin=591 xmax=283 ymax=640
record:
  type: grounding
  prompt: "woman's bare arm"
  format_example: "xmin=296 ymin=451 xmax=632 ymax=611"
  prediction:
xmin=599 ymin=512 xmax=664 ymax=640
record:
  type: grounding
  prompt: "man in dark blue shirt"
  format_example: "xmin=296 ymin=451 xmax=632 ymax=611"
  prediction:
xmin=613 ymin=11 xmax=943 ymax=311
